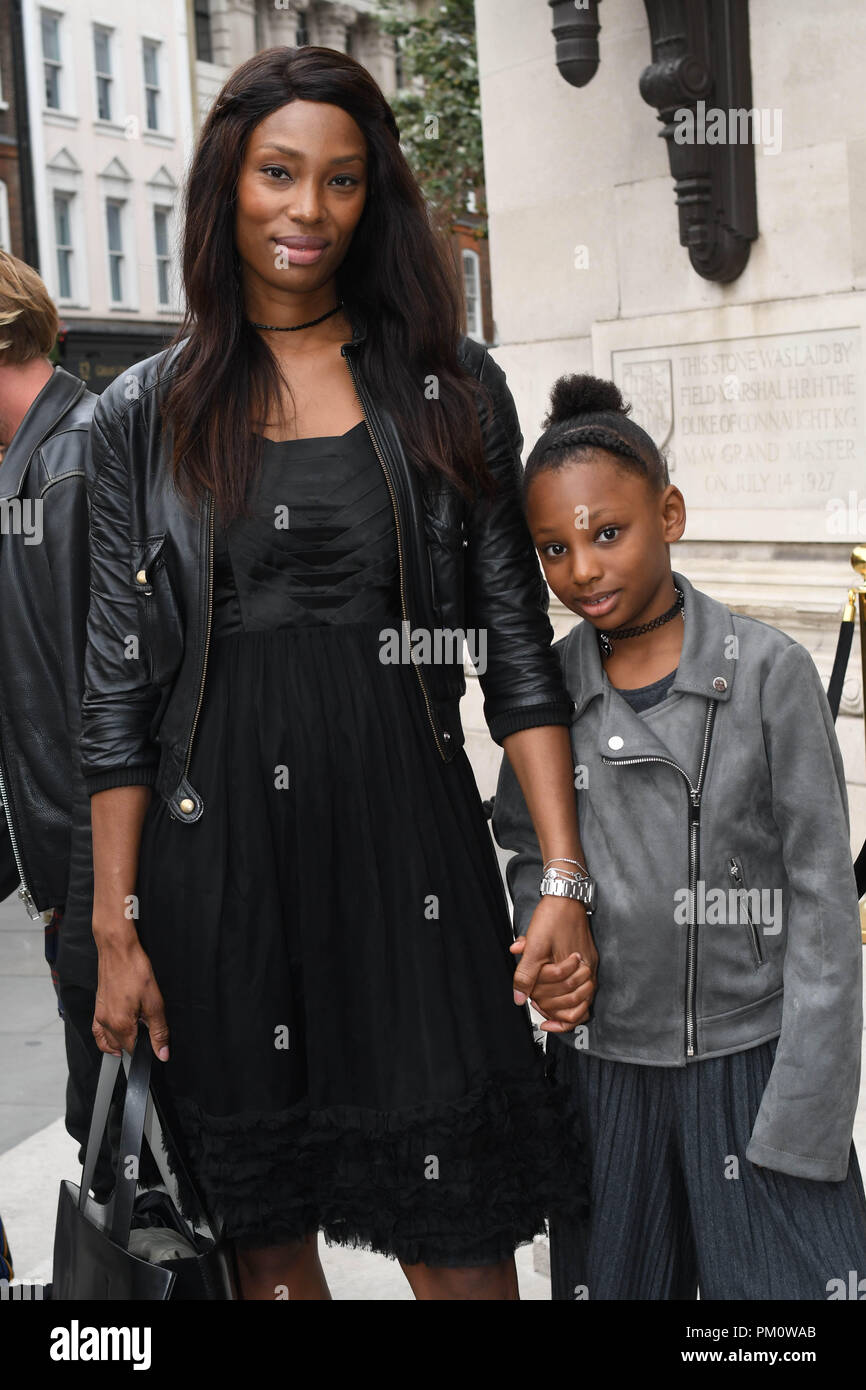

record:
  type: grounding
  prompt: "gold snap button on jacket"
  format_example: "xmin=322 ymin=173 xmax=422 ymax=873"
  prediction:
xmin=179 ymin=797 xmax=195 ymax=813
xmin=135 ymin=569 xmax=147 ymax=584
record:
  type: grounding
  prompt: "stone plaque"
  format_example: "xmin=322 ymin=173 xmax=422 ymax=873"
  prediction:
xmin=611 ymin=327 xmax=863 ymax=542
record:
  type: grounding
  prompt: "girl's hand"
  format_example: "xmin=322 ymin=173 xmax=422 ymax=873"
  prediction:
xmin=510 ymin=896 xmax=598 ymax=1031
xmin=92 ymin=929 xmax=170 ymax=1061
xmin=524 ymin=953 xmax=595 ymax=1032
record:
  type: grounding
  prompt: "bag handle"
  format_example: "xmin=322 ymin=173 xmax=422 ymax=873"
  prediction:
xmin=110 ymin=1024 xmax=152 ymax=1246
xmin=80 ymin=1024 xmax=222 ymax=1248
xmin=79 ymin=1051 xmax=122 ymax=1213
xmin=121 ymin=1048 xmax=221 ymax=1242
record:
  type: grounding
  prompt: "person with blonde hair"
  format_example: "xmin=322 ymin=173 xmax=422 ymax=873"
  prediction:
xmin=0 ymin=249 xmax=115 ymax=1200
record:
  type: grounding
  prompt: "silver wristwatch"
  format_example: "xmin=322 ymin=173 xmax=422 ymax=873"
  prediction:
xmin=539 ymin=867 xmax=597 ymax=914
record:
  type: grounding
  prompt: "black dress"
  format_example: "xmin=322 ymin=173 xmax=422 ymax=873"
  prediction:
xmin=136 ymin=421 xmax=585 ymax=1267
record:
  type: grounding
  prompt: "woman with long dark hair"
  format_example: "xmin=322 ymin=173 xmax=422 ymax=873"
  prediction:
xmin=81 ymin=46 xmax=597 ymax=1300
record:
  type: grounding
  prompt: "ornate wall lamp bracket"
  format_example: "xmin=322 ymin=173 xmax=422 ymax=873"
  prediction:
xmin=639 ymin=0 xmax=758 ymax=282
xmin=548 ymin=0 xmax=603 ymax=88
xmin=549 ymin=0 xmax=759 ymax=282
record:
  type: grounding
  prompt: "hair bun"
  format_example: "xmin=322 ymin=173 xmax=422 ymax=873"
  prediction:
xmin=543 ymin=373 xmax=627 ymax=429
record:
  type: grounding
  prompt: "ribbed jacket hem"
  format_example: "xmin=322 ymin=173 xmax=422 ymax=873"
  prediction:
xmin=85 ymin=764 xmax=159 ymax=795
xmin=488 ymin=700 xmax=573 ymax=745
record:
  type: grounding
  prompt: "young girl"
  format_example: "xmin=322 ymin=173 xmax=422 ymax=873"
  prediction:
xmin=493 ymin=373 xmax=866 ymax=1300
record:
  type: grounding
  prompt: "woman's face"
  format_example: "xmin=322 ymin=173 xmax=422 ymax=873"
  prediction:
xmin=234 ymin=99 xmax=368 ymax=306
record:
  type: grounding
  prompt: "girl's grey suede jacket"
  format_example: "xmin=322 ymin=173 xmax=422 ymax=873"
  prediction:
xmin=492 ymin=570 xmax=863 ymax=1182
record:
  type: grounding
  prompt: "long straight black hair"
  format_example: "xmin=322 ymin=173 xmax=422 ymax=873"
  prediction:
xmin=157 ymin=45 xmax=497 ymax=523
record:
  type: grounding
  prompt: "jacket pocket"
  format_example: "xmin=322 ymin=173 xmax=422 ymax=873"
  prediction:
xmin=130 ymin=535 xmax=184 ymax=688
xmin=728 ymin=854 xmax=764 ymax=968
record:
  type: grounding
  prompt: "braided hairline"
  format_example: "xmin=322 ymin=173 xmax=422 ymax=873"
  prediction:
xmin=542 ymin=424 xmax=668 ymax=484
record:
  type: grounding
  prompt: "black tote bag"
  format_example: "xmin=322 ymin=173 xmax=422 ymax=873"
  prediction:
xmin=51 ymin=1022 xmax=237 ymax=1300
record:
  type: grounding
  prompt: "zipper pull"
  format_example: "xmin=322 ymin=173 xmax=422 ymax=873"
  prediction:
xmin=18 ymin=883 xmax=42 ymax=921
xmin=729 ymin=856 xmax=740 ymax=881
xmin=689 ymin=788 xmax=701 ymax=820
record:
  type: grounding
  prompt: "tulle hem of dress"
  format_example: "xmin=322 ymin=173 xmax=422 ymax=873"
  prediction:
xmin=157 ymin=1061 xmax=589 ymax=1268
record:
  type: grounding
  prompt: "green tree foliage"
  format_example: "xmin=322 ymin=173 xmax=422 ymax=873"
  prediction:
xmin=375 ymin=0 xmax=487 ymax=238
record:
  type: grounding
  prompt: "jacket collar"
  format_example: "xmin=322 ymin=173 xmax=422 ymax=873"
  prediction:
xmin=0 ymin=365 xmax=88 ymax=500
xmin=564 ymin=569 xmax=737 ymax=727
xmin=341 ymin=303 xmax=368 ymax=352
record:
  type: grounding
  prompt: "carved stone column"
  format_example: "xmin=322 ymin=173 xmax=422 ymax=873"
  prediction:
xmin=353 ymin=25 xmax=398 ymax=93
xmin=259 ymin=0 xmax=311 ymax=50
xmin=210 ymin=0 xmax=257 ymax=68
xmin=312 ymin=1 xmax=358 ymax=51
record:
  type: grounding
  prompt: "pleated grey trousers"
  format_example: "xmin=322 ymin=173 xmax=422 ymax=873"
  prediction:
xmin=547 ymin=1037 xmax=866 ymax=1300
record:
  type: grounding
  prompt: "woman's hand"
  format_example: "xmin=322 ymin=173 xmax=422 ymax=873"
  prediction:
xmin=92 ymin=926 xmax=170 ymax=1061
xmin=89 ymin=785 xmax=165 ymax=1059
xmin=510 ymin=896 xmax=598 ymax=1032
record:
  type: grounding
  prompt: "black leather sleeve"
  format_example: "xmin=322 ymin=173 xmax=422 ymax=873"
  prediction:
xmin=40 ymin=450 xmax=96 ymax=911
xmin=80 ymin=403 xmax=161 ymax=794
xmin=464 ymin=348 xmax=572 ymax=744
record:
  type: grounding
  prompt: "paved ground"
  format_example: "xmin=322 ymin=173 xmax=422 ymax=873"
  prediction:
xmin=2 ymin=875 xmax=864 ymax=1299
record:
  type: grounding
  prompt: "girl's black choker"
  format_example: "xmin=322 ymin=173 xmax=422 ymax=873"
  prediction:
xmin=597 ymin=584 xmax=684 ymax=658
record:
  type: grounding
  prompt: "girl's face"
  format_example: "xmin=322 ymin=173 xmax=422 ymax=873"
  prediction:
xmin=525 ymin=450 xmax=686 ymax=631
xmin=234 ymin=99 xmax=368 ymax=308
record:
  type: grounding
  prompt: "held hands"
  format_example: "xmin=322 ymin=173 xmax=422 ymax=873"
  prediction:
xmin=510 ymin=895 xmax=598 ymax=1033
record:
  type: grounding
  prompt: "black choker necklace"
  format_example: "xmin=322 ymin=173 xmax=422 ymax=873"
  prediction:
xmin=597 ymin=585 xmax=684 ymax=658
xmin=247 ymin=299 xmax=344 ymax=332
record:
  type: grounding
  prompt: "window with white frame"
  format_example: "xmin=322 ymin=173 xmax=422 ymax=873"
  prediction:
xmin=0 ymin=181 xmax=10 ymax=253
xmin=153 ymin=205 xmax=171 ymax=306
xmin=94 ymin=26 xmax=113 ymax=122
xmin=41 ymin=10 xmax=62 ymax=110
xmin=142 ymin=40 xmax=161 ymax=131
xmin=105 ymin=198 xmax=125 ymax=302
xmin=54 ymin=191 xmax=74 ymax=298
xmin=462 ymin=249 xmax=482 ymax=341
xmin=193 ymin=0 xmax=212 ymax=64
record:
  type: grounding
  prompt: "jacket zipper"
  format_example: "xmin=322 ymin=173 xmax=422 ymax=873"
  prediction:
xmin=181 ymin=492 xmax=215 ymax=793
xmin=0 ymin=743 xmax=41 ymax=919
xmin=729 ymin=855 xmax=764 ymax=967
xmin=341 ymin=347 xmax=447 ymax=759
xmin=601 ymin=697 xmax=718 ymax=1058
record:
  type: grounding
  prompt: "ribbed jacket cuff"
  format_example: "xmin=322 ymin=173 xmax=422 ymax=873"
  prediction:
xmin=85 ymin=764 xmax=159 ymax=795
xmin=488 ymin=700 xmax=574 ymax=745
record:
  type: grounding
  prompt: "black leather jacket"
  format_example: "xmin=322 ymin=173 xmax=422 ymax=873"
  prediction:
xmin=80 ymin=308 xmax=572 ymax=820
xmin=0 ymin=365 xmax=95 ymax=918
